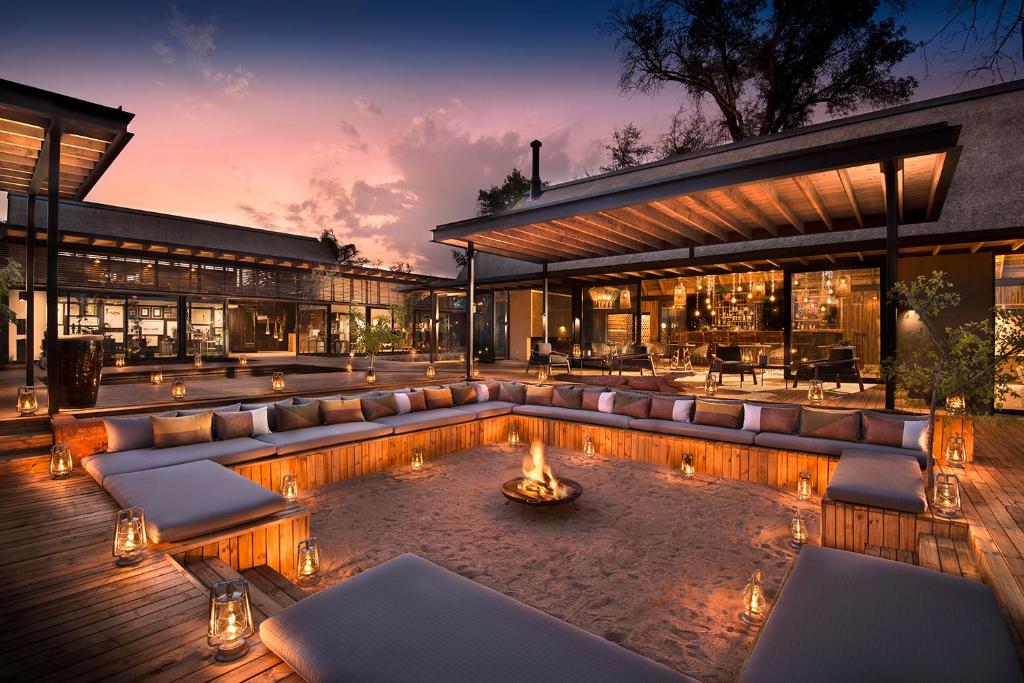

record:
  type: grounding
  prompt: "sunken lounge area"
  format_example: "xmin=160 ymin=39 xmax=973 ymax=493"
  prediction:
xmin=2 ymin=377 xmax=1023 ymax=682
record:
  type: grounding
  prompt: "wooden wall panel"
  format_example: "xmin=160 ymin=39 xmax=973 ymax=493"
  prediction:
xmin=820 ymin=498 xmax=968 ymax=554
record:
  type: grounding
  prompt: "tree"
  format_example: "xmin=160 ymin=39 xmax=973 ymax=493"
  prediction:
xmin=389 ymin=261 xmax=413 ymax=273
xmin=882 ymin=271 xmax=1024 ymax=487
xmin=659 ymin=107 xmax=727 ymax=157
xmin=604 ymin=0 xmax=918 ymax=142
xmin=450 ymin=249 xmax=468 ymax=272
xmin=924 ymin=0 xmax=1024 ymax=82
xmin=601 ymin=122 xmax=655 ymax=172
xmin=0 ymin=258 xmax=22 ymax=324
xmin=318 ymin=228 xmax=360 ymax=264
xmin=476 ymin=168 xmax=531 ymax=216
xmin=352 ymin=313 xmax=403 ymax=371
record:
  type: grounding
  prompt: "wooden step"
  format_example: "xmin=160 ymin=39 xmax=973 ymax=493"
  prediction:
xmin=185 ymin=558 xmax=305 ymax=620
xmin=918 ymin=534 xmax=982 ymax=581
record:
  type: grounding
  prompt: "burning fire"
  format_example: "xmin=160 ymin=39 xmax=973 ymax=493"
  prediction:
xmin=519 ymin=440 xmax=569 ymax=500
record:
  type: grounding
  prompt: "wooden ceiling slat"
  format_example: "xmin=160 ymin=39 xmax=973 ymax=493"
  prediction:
xmin=793 ymin=176 xmax=833 ymax=230
xmin=502 ymin=225 xmax=612 ymax=258
xmin=474 ymin=233 xmax=570 ymax=261
xmin=593 ymin=209 xmax=691 ymax=248
xmin=549 ymin=216 xmax=661 ymax=252
xmin=760 ymin=181 xmax=805 ymax=232
xmin=569 ymin=214 xmax=673 ymax=251
xmin=521 ymin=223 xmax=622 ymax=257
xmin=487 ymin=229 xmax=595 ymax=259
xmin=685 ymin=194 xmax=752 ymax=238
xmin=61 ymin=133 xmax=110 ymax=153
xmin=836 ymin=169 xmax=864 ymax=227
xmin=723 ymin=187 xmax=778 ymax=236
xmin=926 ymin=152 xmax=946 ymax=217
xmin=0 ymin=117 xmax=45 ymax=138
xmin=0 ymin=130 xmax=43 ymax=150
xmin=616 ymin=205 xmax=707 ymax=245
xmin=650 ymin=197 xmax=729 ymax=241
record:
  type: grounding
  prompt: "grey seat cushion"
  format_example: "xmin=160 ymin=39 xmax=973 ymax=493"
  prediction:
xmin=450 ymin=400 xmax=517 ymax=418
xmin=754 ymin=431 xmax=927 ymax=467
xmin=740 ymin=545 xmax=1022 ymax=683
xmin=512 ymin=404 xmax=633 ymax=429
xmin=255 ymin=422 xmax=393 ymax=455
xmin=629 ymin=418 xmax=755 ymax=445
xmin=82 ymin=437 xmax=277 ymax=485
xmin=825 ymin=449 xmax=928 ymax=513
xmin=103 ymin=460 xmax=287 ymax=543
xmin=261 ymin=553 xmax=693 ymax=683
xmin=373 ymin=408 xmax=476 ymax=435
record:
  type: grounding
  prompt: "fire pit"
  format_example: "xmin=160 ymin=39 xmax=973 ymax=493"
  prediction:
xmin=502 ymin=440 xmax=582 ymax=509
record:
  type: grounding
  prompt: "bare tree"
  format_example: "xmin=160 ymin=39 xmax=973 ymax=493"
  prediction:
xmin=659 ymin=107 xmax=727 ymax=157
xmin=923 ymin=0 xmax=1024 ymax=82
xmin=601 ymin=122 xmax=655 ymax=171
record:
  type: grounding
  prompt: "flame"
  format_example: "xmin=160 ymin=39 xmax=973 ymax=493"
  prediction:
xmin=519 ymin=440 xmax=568 ymax=499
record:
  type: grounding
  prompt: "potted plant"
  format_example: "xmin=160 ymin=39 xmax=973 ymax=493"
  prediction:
xmin=353 ymin=312 xmax=402 ymax=379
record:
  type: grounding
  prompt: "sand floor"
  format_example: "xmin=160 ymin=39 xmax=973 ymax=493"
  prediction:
xmin=301 ymin=445 xmax=819 ymax=683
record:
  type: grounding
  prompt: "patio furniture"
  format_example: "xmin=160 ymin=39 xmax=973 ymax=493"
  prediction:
xmin=793 ymin=346 xmax=864 ymax=391
xmin=825 ymin=449 xmax=928 ymax=513
xmin=711 ymin=345 xmax=757 ymax=386
xmin=58 ymin=335 xmax=104 ymax=408
xmin=615 ymin=344 xmax=657 ymax=376
xmin=525 ymin=342 xmax=552 ymax=375
xmin=260 ymin=553 xmax=694 ymax=683
xmin=83 ymin=436 xmax=277 ymax=485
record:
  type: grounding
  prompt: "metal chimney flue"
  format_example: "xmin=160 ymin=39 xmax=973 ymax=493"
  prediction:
xmin=529 ymin=139 xmax=542 ymax=200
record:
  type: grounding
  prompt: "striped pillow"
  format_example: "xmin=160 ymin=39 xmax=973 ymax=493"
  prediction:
xmin=650 ymin=396 xmax=693 ymax=422
xmin=692 ymin=399 xmax=743 ymax=429
xmin=151 ymin=411 xmax=214 ymax=449
xmin=275 ymin=401 xmax=320 ymax=432
xmin=612 ymin=392 xmax=650 ymax=418
xmin=361 ymin=394 xmax=398 ymax=420
xmin=321 ymin=398 xmax=365 ymax=425
xmin=800 ymin=408 xmax=861 ymax=441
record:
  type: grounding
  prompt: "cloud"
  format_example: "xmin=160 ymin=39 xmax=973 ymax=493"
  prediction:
xmin=158 ymin=5 xmax=255 ymax=97
xmin=354 ymin=97 xmax=382 ymax=117
xmin=152 ymin=39 xmax=175 ymax=64
xmin=338 ymin=119 xmax=368 ymax=152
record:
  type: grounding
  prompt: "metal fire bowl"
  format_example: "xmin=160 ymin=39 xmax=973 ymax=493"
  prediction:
xmin=501 ymin=478 xmax=583 ymax=507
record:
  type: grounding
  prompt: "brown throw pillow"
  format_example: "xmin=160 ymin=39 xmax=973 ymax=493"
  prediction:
xmin=275 ymin=401 xmax=320 ymax=432
xmin=151 ymin=411 xmax=214 ymax=448
xmin=692 ymin=399 xmax=743 ymax=429
xmin=450 ymin=384 xmax=478 ymax=406
xmin=551 ymin=386 xmax=582 ymax=409
xmin=214 ymin=411 xmax=254 ymax=440
xmin=424 ymin=386 xmax=454 ymax=410
xmin=613 ymin=392 xmax=651 ymax=419
xmin=483 ymin=380 xmax=501 ymax=402
xmin=525 ymin=384 xmax=555 ymax=406
xmin=760 ymin=405 xmax=800 ymax=434
xmin=361 ymin=394 xmax=398 ymax=420
xmin=863 ymin=412 xmax=928 ymax=450
xmin=497 ymin=382 xmax=526 ymax=404
xmin=581 ymin=387 xmax=607 ymax=412
xmin=405 ymin=390 xmax=427 ymax=412
xmin=650 ymin=396 xmax=679 ymax=421
xmin=321 ymin=398 xmax=365 ymax=425
xmin=800 ymin=408 xmax=861 ymax=441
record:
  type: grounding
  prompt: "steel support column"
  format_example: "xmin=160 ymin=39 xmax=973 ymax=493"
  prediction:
xmin=882 ymin=160 xmax=900 ymax=410
xmin=45 ymin=123 xmax=62 ymax=414
xmin=542 ymin=262 xmax=549 ymax=345
xmin=466 ymin=243 xmax=475 ymax=378
xmin=25 ymin=194 xmax=35 ymax=386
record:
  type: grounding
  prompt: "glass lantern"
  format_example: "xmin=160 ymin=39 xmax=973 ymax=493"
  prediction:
xmin=16 ymin=386 xmax=38 ymax=416
xmin=807 ymin=379 xmax=825 ymax=403
xmin=345 ymin=354 xmax=354 ymax=372
xmin=681 ymin=454 xmax=695 ymax=479
xmin=945 ymin=434 xmax=967 ymax=469
xmin=149 ymin=367 xmax=163 ymax=385
xmin=425 ymin=361 xmax=436 ymax=378
xmin=704 ymin=373 xmax=717 ymax=398
xmin=740 ymin=568 xmax=768 ymax=626
xmin=583 ymin=435 xmax=596 ymax=458
xmin=933 ymin=473 xmax=961 ymax=518
xmin=208 ymin=578 xmax=254 ymax=661
xmin=537 ymin=367 xmax=548 ymax=383
xmin=113 ymin=353 xmax=126 ymax=367
xmin=272 ymin=372 xmax=285 ymax=392
xmin=366 ymin=366 xmax=377 ymax=383
xmin=49 ymin=442 xmax=73 ymax=479
xmin=572 ymin=344 xmax=581 ymax=357
xmin=471 ymin=360 xmax=481 ymax=378
xmin=790 ymin=509 xmax=808 ymax=548
xmin=411 ymin=447 xmax=425 ymax=471
xmin=507 ymin=423 xmax=520 ymax=447
xmin=171 ymin=377 xmax=187 ymax=400
xmin=797 ymin=471 xmax=812 ymax=501
xmin=238 ymin=354 xmax=248 ymax=365
xmin=194 ymin=355 xmax=204 ymax=369
xmin=280 ymin=473 xmax=299 ymax=501
xmin=113 ymin=507 xmax=147 ymax=566
xmin=296 ymin=537 xmax=321 ymax=587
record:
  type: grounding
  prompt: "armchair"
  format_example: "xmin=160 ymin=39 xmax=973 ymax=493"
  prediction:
xmin=793 ymin=346 xmax=864 ymax=391
xmin=711 ymin=345 xmax=757 ymax=386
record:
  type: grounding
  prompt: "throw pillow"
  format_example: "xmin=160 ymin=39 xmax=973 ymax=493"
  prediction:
xmin=393 ymin=392 xmax=412 ymax=414
xmin=613 ymin=392 xmax=651 ymax=418
xmin=361 ymin=394 xmax=398 ymax=420
xmin=650 ymin=396 xmax=693 ymax=422
xmin=293 ymin=394 xmax=341 ymax=405
xmin=484 ymin=380 xmax=501 ymax=401
xmin=863 ymin=412 xmax=929 ymax=451
xmin=551 ymin=386 xmax=583 ymax=410
xmin=742 ymin=403 xmax=800 ymax=434
xmin=405 ymin=390 xmax=427 ymax=412
xmin=525 ymin=384 xmax=554 ymax=406
xmin=424 ymin=386 xmax=455 ymax=409
xmin=214 ymin=411 xmax=254 ymax=440
xmin=471 ymin=382 xmax=490 ymax=402
xmin=103 ymin=415 xmax=154 ymax=452
xmin=275 ymin=401 xmax=320 ymax=432
xmin=151 ymin=411 xmax=214 ymax=448
xmin=451 ymin=384 xmax=478 ymax=406
xmin=692 ymin=399 xmax=743 ymax=429
xmin=177 ymin=403 xmax=241 ymax=417
xmin=498 ymin=382 xmax=526 ymax=404
xmin=581 ymin=387 xmax=607 ymax=412
xmin=597 ymin=391 xmax=616 ymax=414
xmin=248 ymin=406 xmax=271 ymax=435
xmin=799 ymin=408 xmax=861 ymax=441
xmin=242 ymin=402 xmax=277 ymax=431
xmin=321 ymin=398 xmax=365 ymax=425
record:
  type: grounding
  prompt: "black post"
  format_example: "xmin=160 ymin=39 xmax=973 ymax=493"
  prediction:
xmin=45 ymin=124 xmax=62 ymax=414
xmin=782 ymin=270 xmax=793 ymax=385
xmin=466 ymin=243 xmax=475 ymax=378
xmin=25 ymin=194 xmax=35 ymax=386
xmin=176 ymin=296 xmax=188 ymax=360
xmin=542 ymin=262 xmax=549 ymax=344
xmin=882 ymin=161 xmax=900 ymax=410
xmin=571 ymin=284 xmax=582 ymax=349
xmin=430 ymin=289 xmax=439 ymax=362
xmin=632 ymin=279 xmax=642 ymax=345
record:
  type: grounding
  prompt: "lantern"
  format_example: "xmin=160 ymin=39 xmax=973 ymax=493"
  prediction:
xmin=49 ymin=442 xmax=73 ymax=479
xmin=471 ymin=360 xmax=481 ymax=378
xmin=238 ymin=354 xmax=248 ymax=365
xmin=507 ymin=423 xmax=520 ymax=446
xmin=740 ymin=568 xmax=768 ymax=626
xmin=704 ymin=374 xmax=717 ymax=398
xmin=583 ymin=436 xmax=595 ymax=458
xmin=945 ymin=394 xmax=965 ymax=416
xmin=149 ymin=367 xmax=163 ymax=385
xmin=807 ymin=379 xmax=825 ymax=403
xmin=280 ymin=473 xmax=299 ymax=501
xmin=933 ymin=473 xmax=961 ymax=518
xmin=672 ymin=279 xmax=687 ymax=308
xmin=589 ymin=286 xmax=615 ymax=309
xmin=618 ymin=288 xmax=632 ymax=309
xmin=797 ymin=471 xmax=813 ymax=501
xmin=366 ymin=367 xmax=377 ymax=383
xmin=834 ymin=274 xmax=852 ymax=297
xmin=114 ymin=353 xmax=126 ymax=367
xmin=16 ymin=386 xmax=38 ymax=416
xmin=194 ymin=355 xmax=204 ymax=369
xmin=207 ymin=578 xmax=254 ymax=662
xmin=425 ymin=361 xmax=436 ymax=378
xmin=572 ymin=343 xmax=581 ymax=357
xmin=945 ymin=434 xmax=967 ymax=468
xmin=171 ymin=377 xmax=187 ymax=400
xmin=681 ymin=454 xmax=695 ymax=479
xmin=411 ymin=447 xmax=425 ymax=471
xmin=537 ymin=367 xmax=548 ymax=383
xmin=113 ymin=507 xmax=147 ymax=566
xmin=296 ymin=538 xmax=321 ymax=587
xmin=790 ymin=510 xmax=808 ymax=548
xmin=272 ymin=372 xmax=285 ymax=392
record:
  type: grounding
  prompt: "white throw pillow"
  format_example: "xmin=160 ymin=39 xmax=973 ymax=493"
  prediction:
xmin=742 ymin=404 xmax=761 ymax=432
xmin=903 ymin=420 xmax=929 ymax=451
xmin=672 ymin=399 xmax=694 ymax=423
xmin=249 ymin=407 xmax=271 ymax=436
xmin=597 ymin=391 xmax=616 ymax=414
xmin=472 ymin=382 xmax=489 ymax=402
xmin=394 ymin=392 xmax=412 ymax=415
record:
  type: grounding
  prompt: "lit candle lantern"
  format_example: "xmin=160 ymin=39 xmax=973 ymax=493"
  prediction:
xmin=807 ymin=379 xmax=825 ymax=403
xmin=272 ymin=372 xmax=285 ymax=392
xmin=537 ymin=367 xmax=548 ymax=383
xmin=238 ymin=354 xmax=248 ymax=365
xmin=583 ymin=435 xmax=596 ymax=458
xmin=681 ymin=454 xmax=695 ymax=479
xmin=296 ymin=538 xmax=321 ymax=587
xmin=16 ymin=385 xmax=38 ymax=416
xmin=740 ymin=568 xmax=768 ymax=626
xmin=49 ymin=442 xmax=73 ymax=479
xmin=797 ymin=471 xmax=813 ymax=501
xmin=280 ymin=473 xmax=299 ymax=501
xmin=933 ymin=473 xmax=961 ymax=518
xmin=194 ymin=355 xmax=204 ymax=369
xmin=149 ymin=367 xmax=163 ymax=385
xmin=207 ymin=578 xmax=254 ymax=661
xmin=572 ymin=344 xmax=581 ymax=357
xmin=507 ymin=423 xmax=520 ymax=446
xmin=945 ymin=394 xmax=965 ymax=416
xmin=114 ymin=353 xmax=126 ymax=367
xmin=113 ymin=507 xmax=147 ymax=566
xmin=945 ymin=434 xmax=967 ymax=469
xmin=366 ymin=367 xmax=377 ymax=383
xmin=704 ymin=374 xmax=717 ymax=398
xmin=171 ymin=377 xmax=187 ymax=400
xmin=425 ymin=361 xmax=436 ymax=378
xmin=790 ymin=509 xmax=808 ymax=548
xmin=471 ymin=360 xmax=481 ymax=378
xmin=345 ymin=356 xmax=353 ymax=372
xmin=411 ymin=447 xmax=425 ymax=471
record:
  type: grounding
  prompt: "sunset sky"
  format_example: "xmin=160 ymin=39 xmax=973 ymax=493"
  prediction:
xmin=1 ymin=2 xmax=988 ymax=275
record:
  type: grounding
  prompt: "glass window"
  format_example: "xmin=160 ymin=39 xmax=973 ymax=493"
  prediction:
xmin=582 ymin=284 xmax=637 ymax=354
xmin=474 ymin=294 xmax=494 ymax=362
xmin=127 ymin=297 xmax=177 ymax=359
xmin=996 ymin=254 xmax=1024 ymax=410
xmin=493 ymin=291 xmax=509 ymax=360
xmin=188 ymin=299 xmax=226 ymax=358
xmin=298 ymin=305 xmax=328 ymax=355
